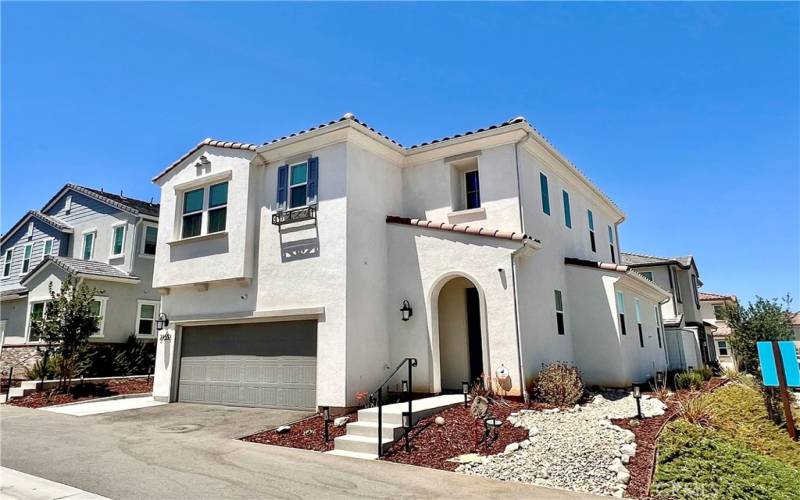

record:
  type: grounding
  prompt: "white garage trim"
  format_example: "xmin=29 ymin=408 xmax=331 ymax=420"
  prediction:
xmin=171 ymin=306 xmax=325 ymax=326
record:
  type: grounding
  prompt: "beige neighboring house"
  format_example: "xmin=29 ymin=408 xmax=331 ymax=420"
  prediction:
xmin=699 ymin=292 xmax=738 ymax=370
xmin=791 ymin=312 xmax=800 ymax=341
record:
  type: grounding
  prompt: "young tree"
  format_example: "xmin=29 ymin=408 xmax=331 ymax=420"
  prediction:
xmin=723 ymin=295 xmax=794 ymax=375
xmin=30 ymin=274 xmax=99 ymax=391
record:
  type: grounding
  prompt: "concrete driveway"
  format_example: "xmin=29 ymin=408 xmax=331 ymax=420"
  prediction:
xmin=1 ymin=403 xmax=597 ymax=499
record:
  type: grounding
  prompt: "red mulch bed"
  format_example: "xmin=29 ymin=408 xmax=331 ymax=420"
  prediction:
xmin=243 ymin=412 xmax=357 ymax=452
xmin=8 ymin=378 xmax=153 ymax=409
xmin=381 ymin=400 xmax=554 ymax=471
xmin=612 ymin=377 xmax=729 ymax=499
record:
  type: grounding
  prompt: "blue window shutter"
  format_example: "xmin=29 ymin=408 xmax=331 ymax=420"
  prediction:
xmin=307 ymin=157 xmax=319 ymax=205
xmin=277 ymin=165 xmax=289 ymax=211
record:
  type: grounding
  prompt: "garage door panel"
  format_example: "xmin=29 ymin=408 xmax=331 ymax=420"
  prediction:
xmin=178 ymin=321 xmax=317 ymax=410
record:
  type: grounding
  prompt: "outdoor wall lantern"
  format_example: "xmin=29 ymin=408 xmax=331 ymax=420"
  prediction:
xmin=322 ymin=406 xmax=331 ymax=442
xmin=400 ymin=299 xmax=413 ymax=321
xmin=156 ymin=312 xmax=170 ymax=331
xmin=462 ymin=381 xmax=470 ymax=408
xmin=632 ymin=385 xmax=643 ymax=419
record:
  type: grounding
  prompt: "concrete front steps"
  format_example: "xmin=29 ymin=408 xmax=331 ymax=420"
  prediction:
xmin=327 ymin=394 xmax=464 ymax=460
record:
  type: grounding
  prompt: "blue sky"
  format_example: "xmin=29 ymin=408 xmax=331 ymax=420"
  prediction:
xmin=2 ymin=2 xmax=798 ymax=305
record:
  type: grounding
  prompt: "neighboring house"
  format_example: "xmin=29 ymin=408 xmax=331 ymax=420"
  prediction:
xmin=0 ymin=184 xmax=160 ymax=370
xmin=620 ymin=252 xmax=717 ymax=372
xmin=791 ymin=312 xmax=800 ymax=341
xmin=698 ymin=292 xmax=738 ymax=370
xmin=150 ymin=114 xmax=670 ymax=412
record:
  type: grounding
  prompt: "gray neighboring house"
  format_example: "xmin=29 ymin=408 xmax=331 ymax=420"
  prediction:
xmin=620 ymin=251 xmax=718 ymax=371
xmin=0 ymin=184 xmax=160 ymax=371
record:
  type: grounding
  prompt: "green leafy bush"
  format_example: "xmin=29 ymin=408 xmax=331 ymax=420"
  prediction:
xmin=81 ymin=335 xmax=155 ymax=377
xmin=652 ymin=420 xmax=800 ymax=499
xmin=531 ymin=362 xmax=584 ymax=406
xmin=675 ymin=371 xmax=703 ymax=390
xmin=694 ymin=366 xmax=713 ymax=381
xmin=24 ymin=355 xmax=60 ymax=380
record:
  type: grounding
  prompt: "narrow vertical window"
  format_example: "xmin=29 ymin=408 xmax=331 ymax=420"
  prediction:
xmin=89 ymin=298 xmax=105 ymax=336
xmin=82 ymin=232 xmax=95 ymax=260
xmin=640 ymin=271 xmax=653 ymax=281
xmin=539 ymin=173 xmax=550 ymax=215
xmin=672 ymin=268 xmax=682 ymax=303
xmin=635 ymin=298 xmax=644 ymax=348
xmin=3 ymin=249 xmax=13 ymax=277
xmin=289 ymin=162 xmax=308 ymax=209
xmin=136 ymin=301 xmax=159 ymax=336
xmin=587 ymin=210 xmax=596 ymax=252
xmin=43 ymin=239 xmax=53 ymax=256
xmin=713 ymin=304 xmax=724 ymax=320
xmin=465 ymin=170 xmax=480 ymax=209
xmin=654 ymin=305 xmax=662 ymax=348
xmin=143 ymin=225 xmax=158 ymax=255
xmin=691 ymin=274 xmax=700 ymax=309
xmin=207 ymin=182 xmax=228 ymax=233
xmin=562 ymin=190 xmax=572 ymax=228
xmin=29 ymin=302 xmax=47 ymax=341
xmin=21 ymin=244 xmax=33 ymax=274
xmin=111 ymin=224 xmax=126 ymax=257
xmin=616 ymin=291 xmax=626 ymax=335
xmin=181 ymin=188 xmax=204 ymax=238
xmin=26 ymin=222 xmax=34 ymax=239
xmin=554 ymin=290 xmax=565 ymax=335
xmin=65 ymin=195 xmax=72 ymax=214
xmin=717 ymin=340 xmax=728 ymax=356
xmin=608 ymin=225 xmax=616 ymax=263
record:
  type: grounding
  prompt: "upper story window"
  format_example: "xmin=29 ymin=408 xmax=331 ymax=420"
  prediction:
xmin=608 ymin=225 xmax=616 ymax=264
xmin=208 ymin=182 xmax=228 ymax=233
xmin=110 ymin=223 xmax=126 ymax=258
xmin=640 ymin=271 xmax=653 ymax=281
xmin=43 ymin=238 xmax=55 ymax=257
xmin=587 ymin=210 xmax=596 ymax=252
xmin=616 ymin=291 xmax=627 ymax=335
xmin=447 ymin=156 xmax=480 ymax=212
xmin=691 ymin=274 xmax=700 ymax=309
xmin=713 ymin=304 xmax=724 ymax=320
xmin=465 ymin=170 xmax=480 ymax=209
xmin=20 ymin=243 xmax=33 ymax=274
xmin=635 ymin=298 xmax=644 ymax=348
xmin=182 ymin=188 xmax=204 ymax=238
xmin=82 ymin=231 xmax=96 ymax=260
xmin=277 ymin=158 xmax=319 ymax=211
xmin=672 ymin=268 xmax=682 ymax=303
xmin=539 ymin=173 xmax=550 ymax=215
xmin=554 ymin=289 xmax=565 ymax=335
xmin=3 ymin=249 xmax=12 ymax=277
xmin=654 ymin=304 xmax=663 ymax=348
xmin=717 ymin=340 xmax=729 ymax=356
xmin=181 ymin=181 xmax=230 ymax=239
xmin=562 ymin=190 xmax=572 ymax=228
xmin=26 ymin=222 xmax=34 ymax=239
xmin=142 ymin=225 xmax=158 ymax=256
xmin=65 ymin=195 xmax=72 ymax=214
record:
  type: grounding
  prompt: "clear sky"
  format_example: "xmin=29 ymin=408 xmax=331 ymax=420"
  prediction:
xmin=2 ymin=2 xmax=798 ymax=305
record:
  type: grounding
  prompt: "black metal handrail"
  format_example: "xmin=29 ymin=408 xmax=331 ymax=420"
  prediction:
xmin=374 ymin=357 xmax=417 ymax=457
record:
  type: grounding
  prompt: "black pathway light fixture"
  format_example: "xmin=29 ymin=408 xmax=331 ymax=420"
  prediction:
xmin=402 ymin=410 xmax=412 ymax=452
xmin=632 ymin=385 xmax=643 ymax=419
xmin=462 ymin=381 xmax=469 ymax=408
xmin=482 ymin=415 xmax=502 ymax=444
xmin=322 ymin=406 xmax=331 ymax=442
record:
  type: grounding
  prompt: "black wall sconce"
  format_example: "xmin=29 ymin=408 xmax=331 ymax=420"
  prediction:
xmin=400 ymin=299 xmax=413 ymax=321
xmin=156 ymin=312 xmax=169 ymax=331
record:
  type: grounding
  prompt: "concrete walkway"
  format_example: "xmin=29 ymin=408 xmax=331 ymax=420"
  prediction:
xmin=42 ymin=395 xmax=164 ymax=416
xmin=1 ymin=467 xmax=109 ymax=500
xmin=0 ymin=403 xmax=598 ymax=499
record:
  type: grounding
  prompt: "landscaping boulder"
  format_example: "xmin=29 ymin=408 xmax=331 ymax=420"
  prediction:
xmin=276 ymin=425 xmax=291 ymax=434
xmin=333 ymin=416 xmax=350 ymax=427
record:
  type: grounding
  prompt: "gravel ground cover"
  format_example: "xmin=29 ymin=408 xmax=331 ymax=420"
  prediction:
xmin=243 ymin=412 xmax=358 ymax=452
xmin=8 ymin=378 xmax=153 ymax=408
xmin=457 ymin=391 xmax=667 ymax=498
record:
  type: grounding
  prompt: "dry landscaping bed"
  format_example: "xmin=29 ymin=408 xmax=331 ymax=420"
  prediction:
xmin=8 ymin=377 xmax=153 ymax=408
xmin=243 ymin=412 xmax=358 ymax=452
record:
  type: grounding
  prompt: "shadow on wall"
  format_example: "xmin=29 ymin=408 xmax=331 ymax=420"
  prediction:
xmin=169 ymin=235 xmax=229 ymax=262
xmin=279 ymin=221 xmax=320 ymax=262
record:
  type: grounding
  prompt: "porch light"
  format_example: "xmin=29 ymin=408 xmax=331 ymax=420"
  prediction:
xmin=632 ymin=385 xmax=642 ymax=420
xmin=462 ymin=381 xmax=469 ymax=408
xmin=322 ymin=406 xmax=331 ymax=442
xmin=400 ymin=300 xmax=413 ymax=321
xmin=156 ymin=312 xmax=169 ymax=331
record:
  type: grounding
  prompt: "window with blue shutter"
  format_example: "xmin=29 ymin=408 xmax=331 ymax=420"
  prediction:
xmin=279 ymin=158 xmax=319 ymax=210
xmin=562 ymin=190 xmax=572 ymax=228
xmin=307 ymin=157 xmax=319 ymax=206
xmin=540 ymin=173 xmax=550 ymax=215
xmin=277 ymin=165 xmax=288 ymax=211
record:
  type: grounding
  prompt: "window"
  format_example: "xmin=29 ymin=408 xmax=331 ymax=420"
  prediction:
xmin=28 ymin=301 xmax=49 ymax=342
xmin=142 ymin=225 xmax=158 ymax=256
xmin=616 ymin=291 xmax=627 ymax=335
xmin=539 ymin=173 xmax=550 ymax=215
xmin=465 ymin=170 xmax=480 ymax=209
xmin=277 ymin=158 xmax=319 ymax=211
xmin=554 ymin=290 xmax=565 ymax=335
xmin=717 ymin=340 xmax=729 ymax=356
xmin=65 ymin=195 xmax=72 ymax=214
xmin=26 ymin=222 xmax=34 ymax=239
xmin=89 ymin=297 xmax=107 ymax=337
xmin=43 ymin=238 xmax=54 ymax=257
xmin=672 ymin=268 xmax=682 ymax=303
xmin=82 ymin=232 xmax=96 ymax=260
xmin=640 ymin=271 xmax=653 ymax=282
xmin=182 ymin=188 xmax=204 ymax=238
xmin=635 ymin=298 xmax=644 ymax=348
xmin=691 ymin=274 xmax=700 ymax=309
xmin=135 ymin=300 xmax=160 ymax=337
xmin=587 ymin=210 xmax=596 ymax=252
xmin=562 ymin=190 xmax=572 ymax=228
xmin=713 ymin=304 xmax=725 ymax=320
xmin=111 ymin=224 xmax=126 ymax=257
xmin=654 ymin=305 xmax=662 ymax=348
xmin=20 ymin=243 xmax=33 ymax=274
xmin=3 ymin=249 xmax=12 ymax=277
xmin=207 ymin=182 xmax=228 ymax=233
xmin=608 ymin=225 xmax=616 ymax=264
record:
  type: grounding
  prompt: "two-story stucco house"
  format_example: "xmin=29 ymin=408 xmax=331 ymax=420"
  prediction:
xmin=620 ymin=252 xmax=717 ymax=371
xmin=150 ymin=114 xmax=670 ymax=412
xmin=697 ymin=292 xmax=738 ymax=370
xmin=0 ymin=184 xmax=161 ymax=369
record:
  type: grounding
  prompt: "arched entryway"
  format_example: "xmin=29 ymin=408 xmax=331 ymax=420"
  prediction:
xmin=436 ymin=276 xmax=485 ymax=392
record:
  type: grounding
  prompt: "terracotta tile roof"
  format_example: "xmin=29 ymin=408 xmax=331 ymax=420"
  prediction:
xmin=564 ymin=257 xmax=629 ymax=273
xmin=21 ymin=256 xmax=139 ymax=285
xmin=699 ymin=292 xmax=737 ymax=302
xmin=152 ymin=139 xmax=258 ymax=182
xmin=263 ymin=113 xmax=404 ymax=148
xmin=621 ymin=251 xmax=694 ymax=269
xmin=407 ymin=116 xmax=527 ymax=149
xmin=386 ymin=216 xmax=536 ymax=243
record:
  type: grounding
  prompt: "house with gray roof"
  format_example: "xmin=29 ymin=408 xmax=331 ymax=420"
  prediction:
xmin=1 ymin=184 xmax=160 ymax=370
xmin=620 ymin=251 xmax=717 ymax=371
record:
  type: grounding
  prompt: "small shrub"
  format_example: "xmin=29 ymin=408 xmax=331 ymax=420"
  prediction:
xmin=675 ymin=371 xmax=703 ymax=390
xmin=113 ymin=335 xmax=155 ymax=375
xmin=649 ymin=378 xmax=671 ymax=402
xmin=721 ymin=366 xmax=742 ymax=382
xmin=676 ymin=393 xmax=714 ymax=428
xmin=24 ymin=355 xmax=60 ymax=381
xmin=695 ymin=367 xmax=713 ymax=381
xmin=532 ymin=362 xmax=584 ymax=407
xmin=355 ymin=391 xmax=374 ymax=408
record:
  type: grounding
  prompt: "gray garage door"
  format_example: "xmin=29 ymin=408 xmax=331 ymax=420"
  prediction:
xmin=178 ymin=321 xmax=317 ymax=410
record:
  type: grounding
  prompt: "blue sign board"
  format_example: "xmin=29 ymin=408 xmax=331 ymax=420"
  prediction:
xmin=757 ymin=341 xmax=800 ymax=388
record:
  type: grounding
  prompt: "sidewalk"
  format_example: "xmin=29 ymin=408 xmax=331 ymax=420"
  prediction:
xmin=0 ymin=467 xmax=110 ymax=500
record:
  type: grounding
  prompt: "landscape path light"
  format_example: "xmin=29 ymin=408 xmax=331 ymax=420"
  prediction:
xmin=402 ymin=411 xmax=411 ymax=452
xmin=632 ymin=385 xmax=642 ymax=419
xmin=462 ymin=381 xmax=469 ymax=408
xmin=322 ymin=406 xmax=331 ymax=442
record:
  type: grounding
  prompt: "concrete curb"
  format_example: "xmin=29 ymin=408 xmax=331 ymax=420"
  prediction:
xmin=42 ymin=392 xmax=153 ymax=409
